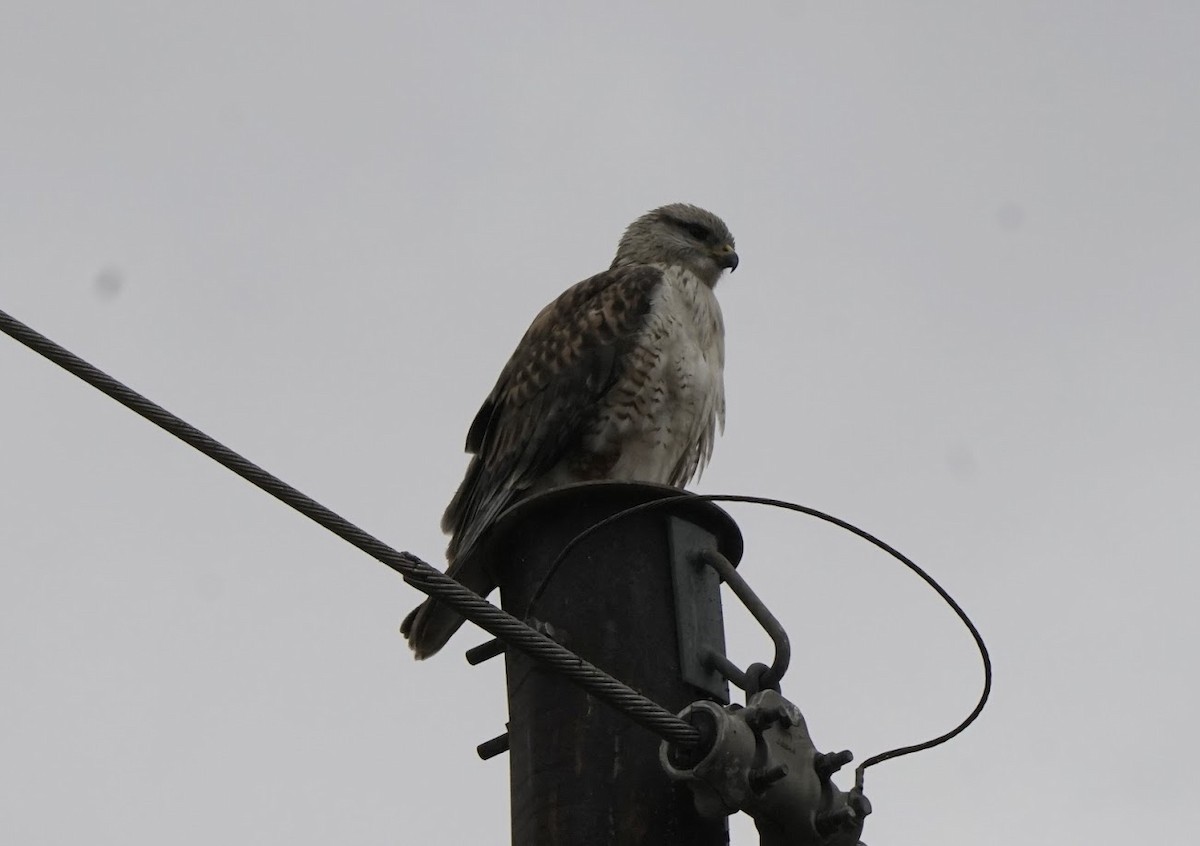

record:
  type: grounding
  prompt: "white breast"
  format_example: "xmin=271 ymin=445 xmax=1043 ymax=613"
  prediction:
xmin=589 ymin=267 xmax=726 ymax=486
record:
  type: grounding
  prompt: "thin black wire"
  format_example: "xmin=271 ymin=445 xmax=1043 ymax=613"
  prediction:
xmin=528 ymin=493 xmax=992 ymax=791
xmin=0 ymin=307 xmax=700 ymax=746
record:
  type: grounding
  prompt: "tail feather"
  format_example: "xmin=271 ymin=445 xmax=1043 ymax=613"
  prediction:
xmin=409 ymin=440 xmax=526 ymax=660
xmin=400 ymin=549 xmax=498 ymax=660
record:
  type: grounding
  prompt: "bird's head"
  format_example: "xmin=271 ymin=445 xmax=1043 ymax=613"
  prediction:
xmin=611 ymin=203 xmax=738 ymax=287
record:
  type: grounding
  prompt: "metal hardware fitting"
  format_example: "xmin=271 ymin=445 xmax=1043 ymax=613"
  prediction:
xmin=660 ymin=689 xmax=870 ymax=845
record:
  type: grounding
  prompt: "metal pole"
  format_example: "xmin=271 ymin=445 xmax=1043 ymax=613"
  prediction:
xmin=477 ymin=482 xmax=742 ymax=846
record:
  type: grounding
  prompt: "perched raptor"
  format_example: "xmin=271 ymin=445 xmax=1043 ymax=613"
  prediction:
xmin=402 ymin=203 xmax=738 ymax=659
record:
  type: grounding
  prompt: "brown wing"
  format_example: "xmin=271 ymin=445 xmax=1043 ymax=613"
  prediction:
xmin=401 ymin=264 xmax=665 ymax=659
xmin=441 ymin=264 xmax=665 ymax=568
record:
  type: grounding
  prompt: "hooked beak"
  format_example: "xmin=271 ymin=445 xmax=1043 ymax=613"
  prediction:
xmin=716 ymin=245 xmax=739 ymax=272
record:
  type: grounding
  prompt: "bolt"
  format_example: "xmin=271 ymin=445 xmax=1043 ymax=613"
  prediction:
xmin=476 ymin=730 xmax=510 ymax=761
xmin=465 ymin=638 xmax=505 ymax=665
xmin=741 ymin=705 xmax=775 ymax=731
xmin=813 ymin=749 xmax=854 ymax=779
xmin=749 ymin=762 xmax=789 ymax=793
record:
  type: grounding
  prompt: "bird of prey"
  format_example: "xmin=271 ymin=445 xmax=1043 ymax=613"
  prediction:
xmin=401 ymin=203 xmax=738 ymax=659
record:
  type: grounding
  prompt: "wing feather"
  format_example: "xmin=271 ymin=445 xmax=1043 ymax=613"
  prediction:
xmin=442 ymin=265 xmax=664 ymax=568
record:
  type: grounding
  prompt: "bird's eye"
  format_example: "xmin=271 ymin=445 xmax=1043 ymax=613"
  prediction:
xmin=680 ymin=221 xmax=711 ymax=241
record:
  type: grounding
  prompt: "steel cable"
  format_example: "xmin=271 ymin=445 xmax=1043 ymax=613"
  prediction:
xmin=0 ymin=307 xmax=700 ymax=746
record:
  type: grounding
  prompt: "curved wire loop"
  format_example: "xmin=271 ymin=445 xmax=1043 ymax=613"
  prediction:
xmin=529 ymin=492 xmax=992 ymax=791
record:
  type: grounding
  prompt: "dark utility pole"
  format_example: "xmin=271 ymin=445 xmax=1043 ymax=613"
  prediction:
xmin=476 ymin=482 xmax=742 ymax=846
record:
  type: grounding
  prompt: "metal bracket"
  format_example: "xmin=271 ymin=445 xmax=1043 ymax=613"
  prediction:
xmin=668 ymin=517 xmax=731 ymax=703
xmin=660 ymin=689 xmax=870 ymax=845
xmin=694 ymin=547 xmax=791 ymax=693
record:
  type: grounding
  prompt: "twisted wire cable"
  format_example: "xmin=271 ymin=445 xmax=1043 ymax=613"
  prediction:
xmin=0 ymin=308 xmax=700 ymax=746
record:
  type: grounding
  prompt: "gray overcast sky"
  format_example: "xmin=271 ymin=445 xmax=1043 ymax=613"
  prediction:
xmin=2 ymin=2 xmax=1198 ymax=843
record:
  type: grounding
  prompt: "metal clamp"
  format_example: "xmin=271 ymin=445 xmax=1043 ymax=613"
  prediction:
xmin=660 ymin=689 xmax=870 ymax=845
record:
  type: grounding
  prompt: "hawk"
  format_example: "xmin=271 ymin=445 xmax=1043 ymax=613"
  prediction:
xmin=402 ymin=203 xmax=738 ymax=659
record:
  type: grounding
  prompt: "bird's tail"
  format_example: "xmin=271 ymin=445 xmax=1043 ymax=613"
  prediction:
xmin=400 ymin=551 xmax=496 ymax=660
xmin=407 ymin=449 xmax=524 ymax=659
